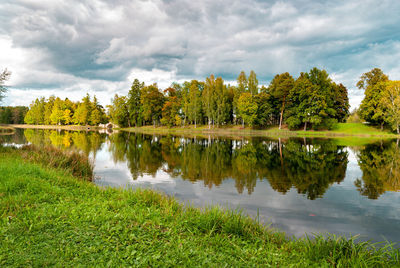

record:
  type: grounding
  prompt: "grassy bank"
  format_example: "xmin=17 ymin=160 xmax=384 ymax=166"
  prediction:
xmin=121 ymin=123 xmax=399 ymax=139
xmin=7 ymin=124 xmax=102 ymax=131
xmin=1 ymin=146 xmax=399 ymax=266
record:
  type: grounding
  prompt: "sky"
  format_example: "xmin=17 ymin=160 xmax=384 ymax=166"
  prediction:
xmin=1 ymin=0 xmax=400 ymax=109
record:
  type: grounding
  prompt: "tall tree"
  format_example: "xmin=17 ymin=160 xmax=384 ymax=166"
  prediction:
xmin=214 ymin=77 xmax=230 ymax=126
xmin=108 ymin=94 xmax=129 ymax=127
xmin=187 ymin=80 xmax=203 ymax=127
xmin=237 ymin=92 xmax=258 ymax=127
xmin=269 ymin=72 xmax=295 ymax=129
xmin=50 ymin=97 xmax=64 ymax=125
xmin=333 ymin=83 xmax=350 ymax=122
xmin=248 ymin=70 xmax=259 ymax=96
xmin=127 ymin=79 xmax=144 ymax=127
xmin=141 ymin=84 xmax=165 ymax=127
xmin=234 ymin=71 xmax=248 ymax=125
xmin=44 ymin=96 xmax=55 ymax=125
xmin=24 ymin=97 xmax=46 ymax=125
xmin=202 ymin=75 xmax=216 ymax=128
xmin=255 ymin=92 xmax=274 ymax=127
xmin=0 ymin=68 xmax=11 ymax=103
xmin=358 ymin=68 xmax=389 ymax=128
xmin=381 ymin=81 xmax=400 ymax=134
xmin=237 ymin=71 xmax=247 ymax=93
xmin=161 ymin=87 xmax=181 ymax=127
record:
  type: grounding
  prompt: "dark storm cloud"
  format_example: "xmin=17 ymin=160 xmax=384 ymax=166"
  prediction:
xmin=1 ymin=0 xmax=400 ymax=107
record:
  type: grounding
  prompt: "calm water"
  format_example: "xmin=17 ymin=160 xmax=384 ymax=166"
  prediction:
xmin=2 ymin=129 xmax=400 ymax=243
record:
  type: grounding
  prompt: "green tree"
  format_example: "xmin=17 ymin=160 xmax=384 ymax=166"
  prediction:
xmin=269 ymin=72 xmax=295 ymax=129
xmin=127 ymin=79 xmax=144 ymax=127
xmin=381 ymin=81 xmax=400 ymax=134
xmin=358 ymin=68 xmax=389 ymax=128
xmin=44 ymin=96 xmax=55 ymax=125
xmin=50 ymin=97 xmax=64 ymax=125
xmin=141 ymin=84 xmax=165 ymax=127
xmin=286 ymin=68 xmax=339 ymax=131
xmin=89 ymin=95 xmax=106 ymax=125
xmin=237 ymin=92 xmax=258 ymax=127
xmin=187 ymin=81 xmax=203 ymax=127
xmin=255 ymin=92 xmax=274 ymax=127
xmin=248 ymin=70 xmax=258 ymax=96
xmin=214 ymin=77 xmax=230 ymax=126
xmin=0 ymin=68 xmax=11 ymax=103
xmin=90 ymin=109 xmax=102 ymax=126
xmin=333 ymin=83 xmax=350 ymax=122
xmin=108 ymin=94 xmax=129 ymax=127
xmin=24 ymin=97 xmax=46 ymax=125
xmin=73 ymin=104 xmax=89 ymax=125
xmin=234 ymin=71 xmax=248 ymax=125
xmin=202 ymin=75 xmax=217 ymax=128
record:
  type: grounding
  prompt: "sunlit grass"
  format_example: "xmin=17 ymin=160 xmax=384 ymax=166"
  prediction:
xmin=0 ymin=146 xmax=399 ymax=266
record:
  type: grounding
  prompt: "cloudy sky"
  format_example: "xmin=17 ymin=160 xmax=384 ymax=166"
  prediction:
xmin=1 ymin=0 xmax=400 ymax=109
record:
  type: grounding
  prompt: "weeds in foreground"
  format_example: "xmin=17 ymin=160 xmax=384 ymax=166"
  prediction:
xmin=19 ymin=144 xmax=93 ymax=180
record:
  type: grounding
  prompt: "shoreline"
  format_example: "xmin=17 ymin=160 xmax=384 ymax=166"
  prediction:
xmin=2 ymin=124 xmax=102 ymax=131
xmin=2 ymin=123 xmax=399 ymax=139
xmin=120 ymin=123 xmax=400 ymax=139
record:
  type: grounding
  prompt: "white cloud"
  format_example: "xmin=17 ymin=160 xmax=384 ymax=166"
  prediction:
xmin=1 ymin=0 xmax=400 ymax=108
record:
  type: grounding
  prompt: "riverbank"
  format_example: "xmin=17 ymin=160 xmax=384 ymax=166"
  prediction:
xmin=1 ymin=146 xmax=398 ymax=266
xmin=6 ymin=124 xmax=102 ymax=131
xmin=121 ymin=123 xmax=399 ymax=139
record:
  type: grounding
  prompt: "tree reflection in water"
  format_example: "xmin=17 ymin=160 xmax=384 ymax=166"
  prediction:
xmin=355 ymin=140 xmax=400 ymax=199
xmin=108 ymin=132 xmax=349 ymax=199
xmin=17 ymin=129 xmax=400 ymax=200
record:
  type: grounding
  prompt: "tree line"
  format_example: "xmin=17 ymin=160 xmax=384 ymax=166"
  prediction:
xmin=8 ymin=66 xmax=399 ymax=133
xmin=24 ymin=94 xmax=108 ymax=126
xmin=108 ymin=67 xmax=350 ymax=130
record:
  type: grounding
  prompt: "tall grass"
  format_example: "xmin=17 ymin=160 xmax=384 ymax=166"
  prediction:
xmin=19 ymin=144 xmax=93 ymax=180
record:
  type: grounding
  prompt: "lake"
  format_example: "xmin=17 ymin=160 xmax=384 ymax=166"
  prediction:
xmin=2 ymin=128 xmax=400 ymax=244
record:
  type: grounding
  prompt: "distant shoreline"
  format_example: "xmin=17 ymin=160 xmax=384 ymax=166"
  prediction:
xmin=120 ymin=123 xmax=400 ymax=139
xmin=2 ymin=124 xmax=102 ymax=131
xmin=2 ymin=123 xmax=399 ymax=139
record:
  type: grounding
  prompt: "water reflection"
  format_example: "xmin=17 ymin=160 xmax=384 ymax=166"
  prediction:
xmin=106 ymin=132 xmax=348 ymax=199
xmin=355 ymin=140 xmax=400 ymax=199
xmin=1 ymin=129 xmax=399 ymax=200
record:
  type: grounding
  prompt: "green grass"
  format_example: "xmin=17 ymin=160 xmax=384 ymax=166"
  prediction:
xmin=121 ymin=123 xmax=399 ymax=139
xmin=1 ymin=146 xmax=399 ymax=267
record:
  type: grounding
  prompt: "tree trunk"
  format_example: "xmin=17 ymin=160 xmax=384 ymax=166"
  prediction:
xmin=279 ymin=97 xmax=286 ymax=130
xmin=304 ymin=121 xmax=307 ymax=131
xmin=195 ymin=119 xmax=196 ymax=128
xmin=242 ymin=119 xmax=244 ymax=128
xmin=279 ymin=138 xmax=283 ymax=170
xmin=208 ymin=118 xmax=211 ymax=129
xmin=381 ymin=122 xmax=384 ymax=130
xmin=397 ymin=123 xmax=399 ymax=134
